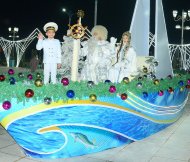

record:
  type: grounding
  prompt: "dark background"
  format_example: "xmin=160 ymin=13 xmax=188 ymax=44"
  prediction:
xmin=0 ymin=0 xmax=190 ymax=64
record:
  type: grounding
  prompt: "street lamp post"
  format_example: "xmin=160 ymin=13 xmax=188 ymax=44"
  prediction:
xmin=94 ymin=0 xmax=98 ymax=26
xmin=172 ymin=10 xmax=190 ymax=70
xmin=8 ymin=27 xmax=19 ymax=67
xmin=62 ymin=8 xmax=75 ymax=26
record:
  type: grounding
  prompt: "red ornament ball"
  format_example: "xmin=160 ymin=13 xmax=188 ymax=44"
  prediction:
xmin=61 ymin=77 xmax=69 ymax=86
xmin=121 ymin=93 xmax=128 ymax=100
xmin=2 ymin=101 xmax=11 ymax=110
xmin=186 ymin=85 xmax=190 ymax=89
xmin=25 ymin=89 xmax=34 ymax=98
xmin=0 ymin=75 xmax=5 ymax=82
xmin=8 ymin=69 xmax=14 ymax=75
xmin=168 ymin=87 xmax=174 ymax=93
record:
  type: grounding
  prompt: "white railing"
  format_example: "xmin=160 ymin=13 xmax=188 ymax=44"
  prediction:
xmin=0 ymin=28 xmax=43 ymax=67
xmin=149 ymin=32 xmax=190 ymax=70
xmin=1 ymin=30 xmax=190 ymax=70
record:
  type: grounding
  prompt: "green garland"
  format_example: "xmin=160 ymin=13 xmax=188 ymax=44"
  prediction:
xmin=0 ymin=71 xmax=190 ymax=103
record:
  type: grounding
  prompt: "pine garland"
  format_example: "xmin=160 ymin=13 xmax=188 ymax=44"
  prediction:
xmin=0 ymin=70 xmax=190 ymax=103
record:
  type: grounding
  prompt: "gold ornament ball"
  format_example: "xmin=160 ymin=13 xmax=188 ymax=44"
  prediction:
xmin=89 ymin=94 xmax=97 ymax=102
xmin=122 ymin=77 xmax=130 ymax=84
xmin=77 ymin=10 xmax=85 ymax=18
xmin=153 ymin=79 xmax=159 ymax=85
xmin=142 ymin=67 xmax=148 ymax=73
xmin=180 ymin=87 xmax=184 ymax=92
xmin=34 ymin=79 xmax=43 ymax=87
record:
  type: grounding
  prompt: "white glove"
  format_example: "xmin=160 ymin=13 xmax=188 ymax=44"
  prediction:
xmin=110 ymin=37 xmax=117 ymax=46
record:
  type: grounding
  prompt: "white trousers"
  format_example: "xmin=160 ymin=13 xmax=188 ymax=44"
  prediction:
xmin=108 ymin=67 xmax=120 ymax=83
xmin=44 ymin=63 xmax=57 ymax=84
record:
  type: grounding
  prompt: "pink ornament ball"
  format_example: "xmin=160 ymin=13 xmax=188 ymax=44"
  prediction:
xmin=8 ymin=69 xmax=14 ymax=75
xmin=27 ymin=74 xmax=33 ymax=80
xmin=2 ymin=101 xmax=11 ymax=110
xmin=109 ymin=85 xmax=116 ymax=93
xmin=187 ymin=79 xmax=190 ymax=85
xmin=158 ymin=90 xmax=164 ymax=96
xmin=61 ymin=77 xmax=69 ymax=86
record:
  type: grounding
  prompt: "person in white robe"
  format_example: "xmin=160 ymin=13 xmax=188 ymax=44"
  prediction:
xmin=80 ymin=25 xmax=116 ymax=84
xmin=60 ymin=33 xmax=74 ymax=78
xmin=108 ymin=31 xmax=137 ymax=83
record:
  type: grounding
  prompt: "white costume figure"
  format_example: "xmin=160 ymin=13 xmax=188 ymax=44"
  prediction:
xmin=108 ymin=31 xmax=137 ymax=83
xmin=60 ymin=35 xmax=74 ymax=78
xmin=80 ymin=25 xmax=116 ymax=84
xmin=36 ymin=22 xmax=62 ymax=84
xmin=60 ymin=32 xmax=85 ymax=79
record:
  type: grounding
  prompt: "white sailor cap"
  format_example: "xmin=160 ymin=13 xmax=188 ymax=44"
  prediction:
xmin=43 ymin=22 xmax=58 ymax=32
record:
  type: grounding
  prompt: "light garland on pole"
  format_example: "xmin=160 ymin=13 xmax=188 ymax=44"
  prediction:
xmin=172 ymin=10 xmax=190 ymax=70
xmin=8 ymin=27 xmax=19 ymax=67
xmin=0 ymin=28 xmax=43 ymax=67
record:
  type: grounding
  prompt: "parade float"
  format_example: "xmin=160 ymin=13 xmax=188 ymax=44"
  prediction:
xmin=0 ymin=67 xmax=189 ymax=159
xmin=0 ymin=0 xmax=190 ymax=160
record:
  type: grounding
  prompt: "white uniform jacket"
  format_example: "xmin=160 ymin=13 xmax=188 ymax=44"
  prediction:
xmin=36 ymin=39 xmax=62 ymax=64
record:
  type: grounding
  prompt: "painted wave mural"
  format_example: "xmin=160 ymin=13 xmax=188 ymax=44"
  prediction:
xmin=0 ymin=88 xmax=189 ymax=159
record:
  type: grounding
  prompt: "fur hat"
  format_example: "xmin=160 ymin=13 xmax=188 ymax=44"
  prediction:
xmin=91 ymin=25 xmax=108 ymax=41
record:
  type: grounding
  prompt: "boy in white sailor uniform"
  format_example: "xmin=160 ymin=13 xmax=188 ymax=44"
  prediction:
xmin=36 ymin=22 xmax=62 ymax=84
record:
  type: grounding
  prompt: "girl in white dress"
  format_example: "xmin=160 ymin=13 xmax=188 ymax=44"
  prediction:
xmin=108 ymin=31 xmax=137 ymax=83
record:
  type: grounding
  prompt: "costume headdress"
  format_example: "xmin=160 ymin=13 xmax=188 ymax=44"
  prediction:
xmin=43 ymin=22 xmax=58 ymax=32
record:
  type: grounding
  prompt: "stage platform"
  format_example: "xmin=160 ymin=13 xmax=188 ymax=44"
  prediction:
xmin=0 ymin=94 xmax=190 ymax=162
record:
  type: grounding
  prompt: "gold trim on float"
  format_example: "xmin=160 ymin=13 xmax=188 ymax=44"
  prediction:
xmin=1 ymin=99 xmax=177 ymax=129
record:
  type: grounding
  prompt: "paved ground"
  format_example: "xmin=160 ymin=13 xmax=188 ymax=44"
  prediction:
xmin=0 ymin=95 xmax=190 ymax=162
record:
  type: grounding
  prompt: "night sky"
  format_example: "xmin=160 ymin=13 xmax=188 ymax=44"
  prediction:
xmin=0 ymin=0 xmax=190 ymax=48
